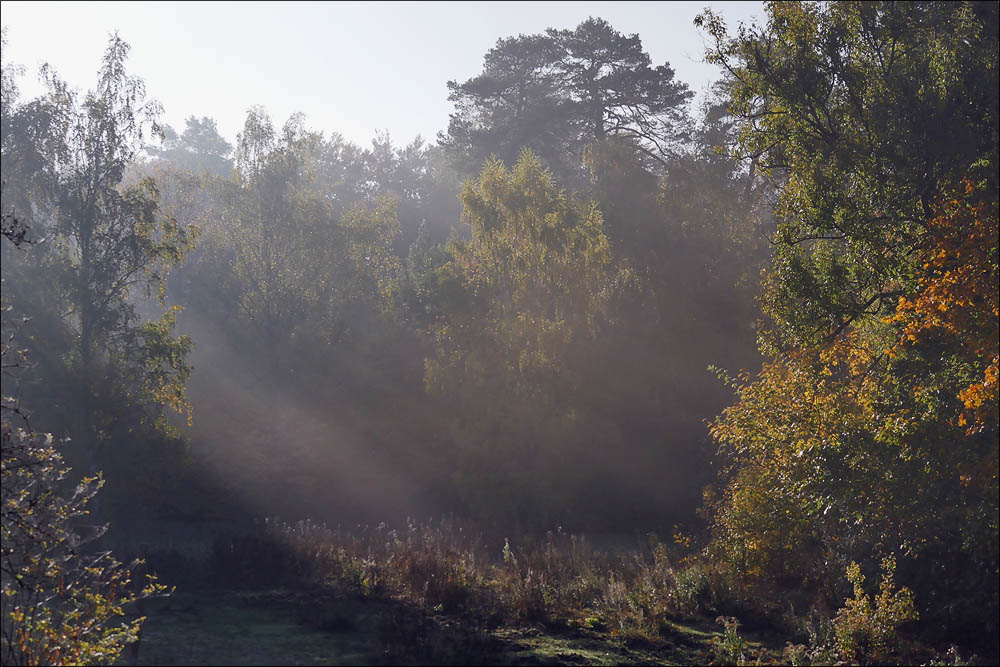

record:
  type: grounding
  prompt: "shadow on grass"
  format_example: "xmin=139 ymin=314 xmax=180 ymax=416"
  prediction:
xmin=125 ymin=587 xmax=731 ymax=666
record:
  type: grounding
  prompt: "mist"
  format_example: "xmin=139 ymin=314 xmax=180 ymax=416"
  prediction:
xmin=2 ymin=0 xmax=766 ymax=596
xmin=3 ymin=3 xmax=996 ymax=665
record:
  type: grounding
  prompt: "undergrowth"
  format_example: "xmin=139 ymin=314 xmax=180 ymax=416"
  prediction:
xmin=140 ymin=518 xmax=982 ymax=665
xmin=263 ymin=518 xmax=752 ymax=639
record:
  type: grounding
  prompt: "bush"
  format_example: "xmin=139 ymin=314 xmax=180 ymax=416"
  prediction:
xmin=780 ymin=556 xmax=920 ymax=665
xmin=832 ymin=557 xmax=918 ymax=664
xmin=711 ymin=616 xmax=750 ymax=665
xmin=1 ymin=421 xmax=166 ymax=665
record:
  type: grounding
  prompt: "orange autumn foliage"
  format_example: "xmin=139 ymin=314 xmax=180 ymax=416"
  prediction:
xmin=888 ymin=176 xmax=999 ymax=434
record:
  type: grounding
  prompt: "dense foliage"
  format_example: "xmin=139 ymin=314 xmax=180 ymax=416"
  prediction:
xmin=698 ymin=0 xmax=998 ymax=644
xmin=442 ymin=17 xmax=693 ymax=183
xmin=425 ymin=151 xmax=631 ymax=525
xmin=1 ymin=421 xmax=165 ymax=666
xmin=1 ymin=3 xmax=997 ymax=662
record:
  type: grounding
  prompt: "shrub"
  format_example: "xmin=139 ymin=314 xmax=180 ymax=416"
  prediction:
xmin=673 ymin=564 xmax=712 ymax=615
xmin=1 ymin=422 xmax=166 ymax=665
xmin=783 ymin=556 xmax=920 ymax=665
xmin=832 ymin=556 xmax=918 ymax=664
xmin=780 ymin=613 xmax=839 ymax=666
xmin=497 ymin=539 xmax=547 ymax=622
xmin=711 ymin=616 xmax=750 ymax=665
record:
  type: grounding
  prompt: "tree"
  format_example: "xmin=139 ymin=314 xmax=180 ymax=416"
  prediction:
xmin=148 ymin=115 xmax=232 ymax=176
xmin=547 ymin=17 xmax=692 ymax=166
xmin=227 ymin=109 xmax=401 ymax=346
xmin=441 ymin=34 xmax=572 ymax=177
xmin=428 ymin=151 xmax=620 ymax=404
xmin=888 ymin=175 xmax=998 ymax=435
xmin=426 ymin=150 xmax=634 ymax=525
xmin=183 ymin=107 xmax=405 ymax=377
xmin=441 ymin=18 xmax=692 ymax=181
xmin=364 ymin=134 xmax=463 ymax=250
xmin=220 ymin=107 xmax=328 ymax=347
xmin=1 ymin=35 xmax=196 ymax=536
xmin=54 ymin=36 xmax=193 ymax=438
xmin=1 ymin=27 xmax=61 ymax=240
xmin=440 ymin=40 xmax=762 ymax=528
xmin=1 ymin=205 xmax=166 ymax=667
xmin=571 ymin=111 xmax=769 ymax=524
xmin=698 ymin=0 xmax=998 ymax=638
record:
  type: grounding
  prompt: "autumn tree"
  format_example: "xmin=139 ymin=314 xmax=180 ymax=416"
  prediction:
xmin=698 ymin=0 xmax=998 ymax=639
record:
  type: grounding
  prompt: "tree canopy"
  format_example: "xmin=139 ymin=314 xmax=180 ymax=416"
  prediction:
xmin=698 ymin=0 xmax=998 ymax=638
xmin=441 ymin=17 xmax=692 ymax=181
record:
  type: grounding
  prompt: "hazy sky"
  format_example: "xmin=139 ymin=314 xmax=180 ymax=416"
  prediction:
xmin=2 ymin=1 xmax=764 ymax=148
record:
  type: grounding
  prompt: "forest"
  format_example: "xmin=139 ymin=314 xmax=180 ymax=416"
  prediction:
xmin=1 ymin=2 xmax=997 ymax=665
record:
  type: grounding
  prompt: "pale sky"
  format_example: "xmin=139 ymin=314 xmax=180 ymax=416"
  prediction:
xmin=2 ymin=1 xmax=764 ymax=149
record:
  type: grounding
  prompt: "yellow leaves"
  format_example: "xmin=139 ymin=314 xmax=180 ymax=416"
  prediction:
xmin=672 ymin=527 xmax=692 ymax=550
xmin=3 ymin=424 xmax=164 ymax=667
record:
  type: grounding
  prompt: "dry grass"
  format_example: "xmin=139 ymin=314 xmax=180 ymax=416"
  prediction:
xmin=253 ymin=517 xmax=744 ymax=642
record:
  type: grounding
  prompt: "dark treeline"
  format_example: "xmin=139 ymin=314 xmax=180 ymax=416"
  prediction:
xmin=2 ymin=3 xmax=997 ymax=665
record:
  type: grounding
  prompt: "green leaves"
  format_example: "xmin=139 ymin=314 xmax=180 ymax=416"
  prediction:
xmin=208 ymin=108 xmax=407 ymax=352
xmin=2 ymin=34 xmax=196 ymax=448
xmin=425 ymin=152 xmax=629 ymax=524
xmin=442 ymin=18 xmax=692 ymax=181
xmin=701 ymin=1 xmax=999 ymax=636
xmin=436 ymin=151 xmax=618 ymax=393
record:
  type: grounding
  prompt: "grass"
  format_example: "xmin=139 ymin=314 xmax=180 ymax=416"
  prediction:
xmin=133 ymin=518 xmax=989 ymax=665
xmin=126 ymin=589 xmax=759 ymax=666
xmin=129 ymin=518 xmax=790 ymax=665
xmin=125 ymin=592 xmax=374 ymax=665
